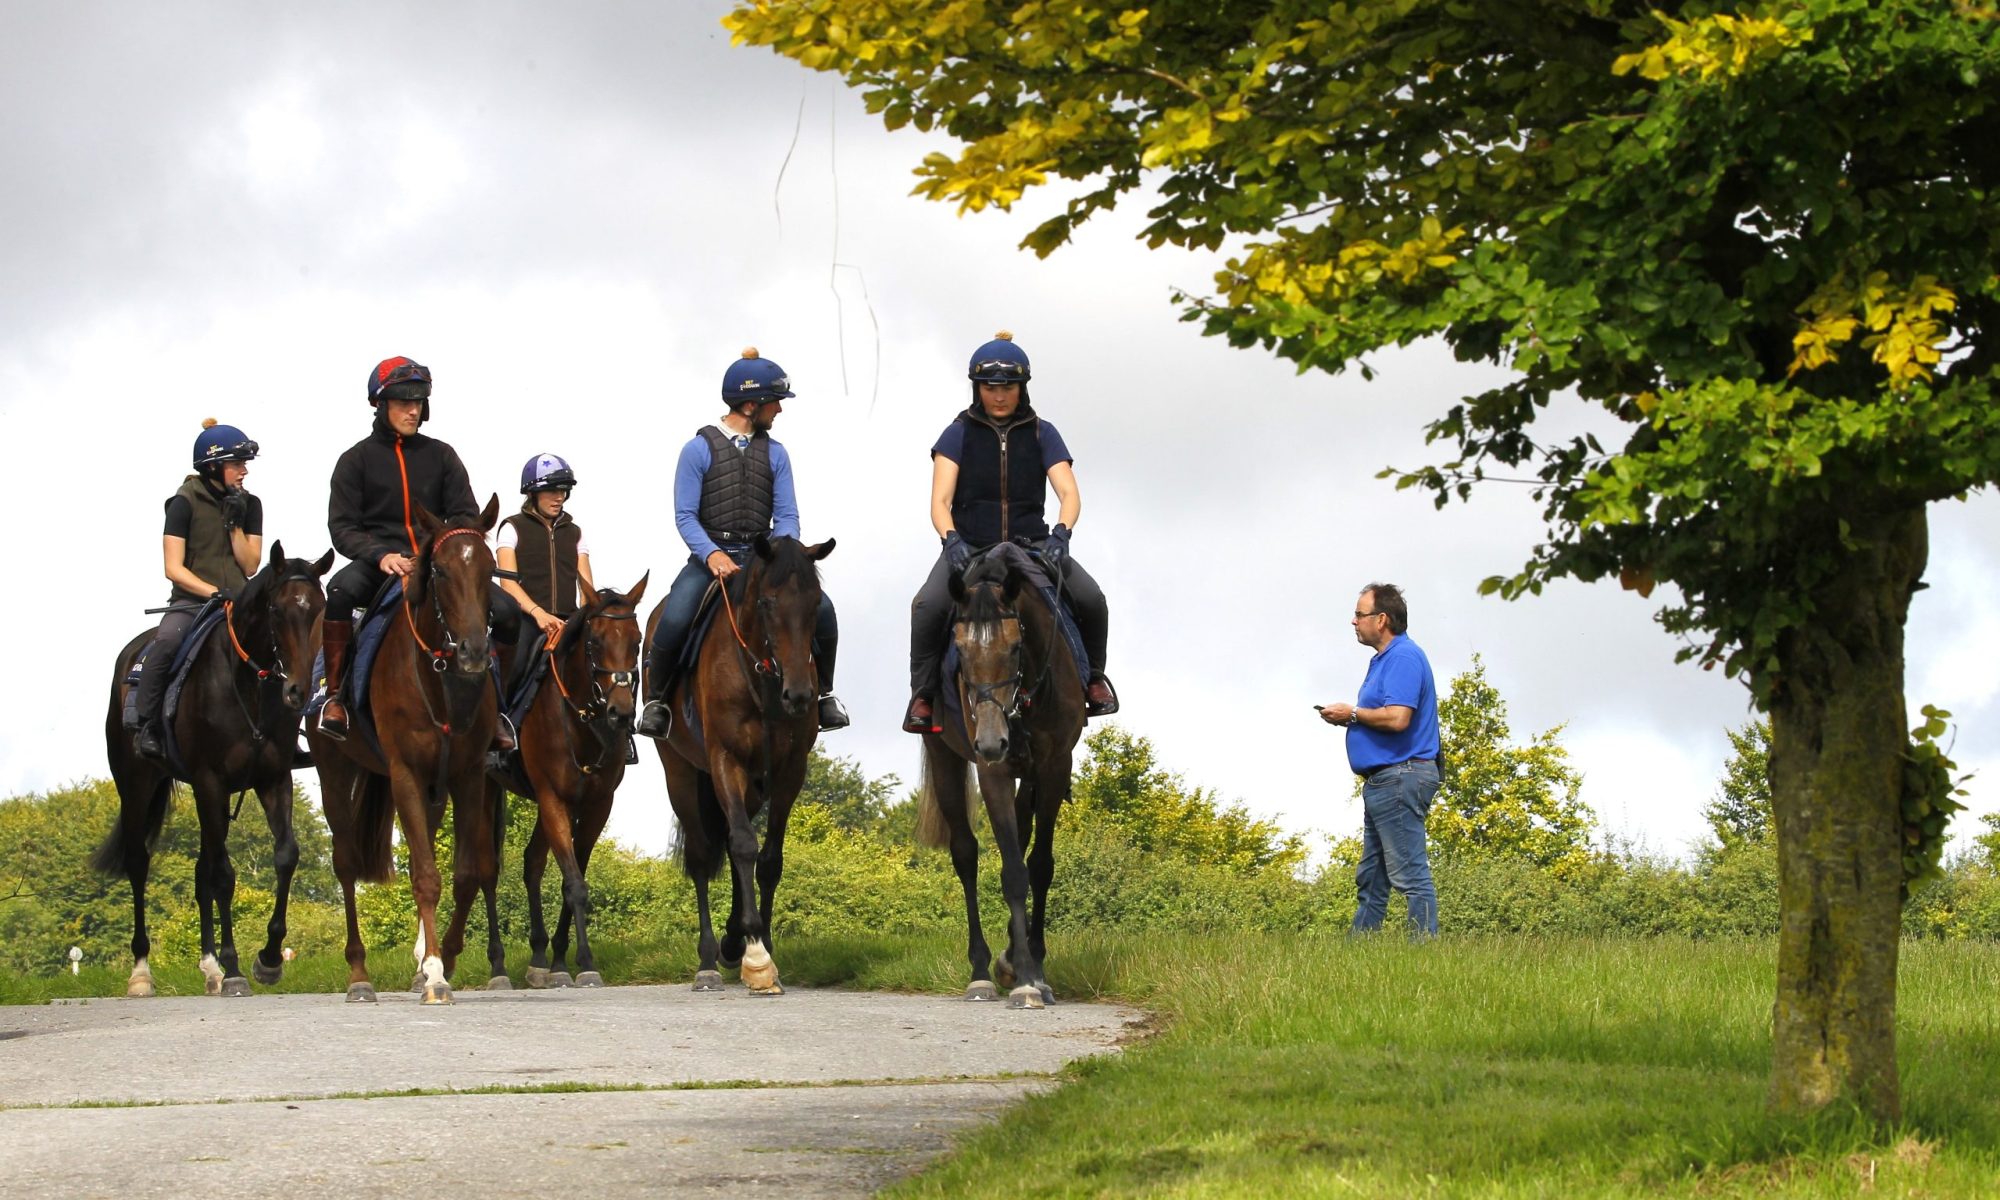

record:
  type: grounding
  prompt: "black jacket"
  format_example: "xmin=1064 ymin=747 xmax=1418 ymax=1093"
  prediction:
xmin=327 ymin=413 xmax=479 ymax=566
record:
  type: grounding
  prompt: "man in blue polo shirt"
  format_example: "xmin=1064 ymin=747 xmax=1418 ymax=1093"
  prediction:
xmin=1319 ymin=581 xmax=1441 ymax=937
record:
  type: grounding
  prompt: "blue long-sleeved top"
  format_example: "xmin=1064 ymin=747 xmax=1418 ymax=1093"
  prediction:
xmin=672 ymin=428 xmax=800 ymax=562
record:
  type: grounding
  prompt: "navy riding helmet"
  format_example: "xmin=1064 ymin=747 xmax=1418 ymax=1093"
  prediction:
xmin=192 ymin=419 xmax=259 ymax=472
xmin=968 ymin=330 xmax=1030 ymax=383
xmin=721 ymin=346 xmax=794 ymax=406
xmin=520 ymin=452 xmax=577 ymax=494
xmin=367 ymin=355 xmax=433 ymax=422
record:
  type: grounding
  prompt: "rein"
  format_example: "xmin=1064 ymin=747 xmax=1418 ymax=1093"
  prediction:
xmin=400 ymin=526 xmax=491 ymax=740
xmin=545 ymin=609 xmax=639 ymax=776
xmin=217 ymin=569 xmax=320 ymax=745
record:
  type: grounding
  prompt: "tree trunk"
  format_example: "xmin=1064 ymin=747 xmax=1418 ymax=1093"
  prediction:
xmin=1765 ymin=505 xmax=1927 ymax=1121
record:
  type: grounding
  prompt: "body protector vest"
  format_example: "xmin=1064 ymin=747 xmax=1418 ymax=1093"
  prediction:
xmin=503 ymin=509 xmax=584 ymax=617
xmin=696 ymin=426 xmax=775 ymax=544
xmin=171 ymin=475 xmax=249 ymax=603
xmin=950 ymin=407 xmax=1049 ymax=548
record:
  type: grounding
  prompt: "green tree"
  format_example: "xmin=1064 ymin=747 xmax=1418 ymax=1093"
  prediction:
xmin=1071 ymin=726 xmax=1303 ymax=872
xmin=1431 ymin=656 xmax=1593 ymax=874
xmin=796 ymin=747 xmax=904 ymax=834
xmin=1975 ymin=812 xmax=2000 ymax=871
xmin=1706 ymin=720 xmax=1774 ymax=849
xmin=725 ymin=0 xmax=2000 ymax=1119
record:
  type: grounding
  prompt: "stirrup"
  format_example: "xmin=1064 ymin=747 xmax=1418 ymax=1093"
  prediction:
xmin=901 ymin=695 xmax=936 ymax=735
xmin=1085 ymin=674 xmax=1120 ymax=718
xmin=817 ymin=695 xmax=850 ymax=732
xmin=635 ymin=699 xmax=671 ymax=740
xmin=319 ymin=699 xmax=350 ymax=742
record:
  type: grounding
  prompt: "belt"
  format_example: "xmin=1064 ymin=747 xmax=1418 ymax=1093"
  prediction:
xmin=712 ymin=531 xmax=764 ymax=544
xmin=1360 ymin=757 xmax=1435 ymax=778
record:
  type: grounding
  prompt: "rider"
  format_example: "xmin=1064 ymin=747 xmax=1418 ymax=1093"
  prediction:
xmin=635 ymin=347 xmax=848 ymax=739
xmin=131 ymin=419 xmax=264 ymax=759
xmin=497 ymin=453 xmax=597 ymax=643
xmin=319 ymin=356 xmax=520 ymax=748
xmin=902 ymin=331 xmax=1118 ymax=733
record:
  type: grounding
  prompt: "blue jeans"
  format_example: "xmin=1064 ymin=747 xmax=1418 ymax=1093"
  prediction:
xmin=1350 ymin=758 xmax=1440 ymax=938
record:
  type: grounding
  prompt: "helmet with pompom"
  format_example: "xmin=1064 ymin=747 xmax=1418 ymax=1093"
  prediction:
xmin=193 ymin=418 xmax=259 ymax=473
xmin=720 ymin=346 xmax=794 ymax=407
xmin=967 ymin=330 xmax=1030 ymax=383
xmin=520 ymin=452 xmax=577 ymax=494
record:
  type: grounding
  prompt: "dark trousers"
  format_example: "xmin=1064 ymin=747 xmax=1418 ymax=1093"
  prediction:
xmin=907 ymin=547 xmax=1108 ymax=694
xmin=134 ymin=608 xmax=196 ymax=726
xmin=645 ymin=555 xmax=839 ymax=698
xmin=327 ymin=558 xmax=521 ymax=640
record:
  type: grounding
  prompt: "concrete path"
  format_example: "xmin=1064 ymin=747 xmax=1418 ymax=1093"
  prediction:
xmin=0 ymin=985 xmax=1142 ymax=1197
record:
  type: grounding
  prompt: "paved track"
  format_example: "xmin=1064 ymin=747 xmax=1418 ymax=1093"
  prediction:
xmin=0 ymin=984 xmax=1140 ymax=1197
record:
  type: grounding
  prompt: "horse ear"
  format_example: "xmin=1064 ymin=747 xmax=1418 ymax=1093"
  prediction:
xmin=1003 ymin=566 xmax=1025 ymax=605
xmin=412 ymin=502 xmax=443 ymax=541
xmin=754 ymin=535 xmax=774 ymax=561
xmin=806 ymin=537 xmax=835 ymax=561
xmin=312 ymin=549 xmax=335 ymax=578
xmin=268 ymin=539 xmax=285 ymax=568
xmin=478 ymin=493 xmax=500 ymax=533
xmin=626 ymin=571 xmax=650 ymax=606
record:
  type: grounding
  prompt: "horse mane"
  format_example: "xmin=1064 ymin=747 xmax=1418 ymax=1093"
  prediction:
xmin=959 ymin=546 xmax=1046 ymax=623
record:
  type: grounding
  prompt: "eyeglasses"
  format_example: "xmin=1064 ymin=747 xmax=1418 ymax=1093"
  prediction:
xmin=1353 ymin=610 xmax=1384 ymax=620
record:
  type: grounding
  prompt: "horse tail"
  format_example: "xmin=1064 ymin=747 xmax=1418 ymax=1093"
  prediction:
xmin=90 ymin=781 xmax=173 ymax=876
xmin=350 ymin=773 xmax=398 ymax=883
xmin=672 ymin=770 xmax=728 ymax=881
xmin=916 ymin=742 xmax=972 ymax=850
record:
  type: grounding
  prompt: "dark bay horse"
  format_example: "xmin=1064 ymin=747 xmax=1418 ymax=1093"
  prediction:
xmin=647 ymin=535 xmax=833 ymax=995
xmin=307 ymin=497 xmax=505 ymax=1004
xmin=508 ymin=574 xmax=648 ymax=989
xmin=917 ymin=546 xmax=1086 ymax=1008
xmin=97 ymin=541 xmax=334 ymax=998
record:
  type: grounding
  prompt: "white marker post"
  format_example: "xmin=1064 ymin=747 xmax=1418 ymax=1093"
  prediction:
xmin=67 ymin=946 xmax=81 ymax=976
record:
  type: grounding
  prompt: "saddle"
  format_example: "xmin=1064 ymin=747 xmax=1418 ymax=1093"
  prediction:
xmin=122 ymin=600 xmax=230 ymax=776
xmin=934 ymin=543 xmax=1091 ymax=733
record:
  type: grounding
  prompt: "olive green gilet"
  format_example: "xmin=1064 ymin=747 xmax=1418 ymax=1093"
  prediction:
xmin=170 ymin=475 xmax=248 ymax=603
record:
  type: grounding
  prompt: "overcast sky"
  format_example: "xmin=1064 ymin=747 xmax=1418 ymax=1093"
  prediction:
xmin=4 ymin=2 xmax=1996 ymax=862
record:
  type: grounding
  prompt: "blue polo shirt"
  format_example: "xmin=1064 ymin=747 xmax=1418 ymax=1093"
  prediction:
xmin=1346 ymin=634 xmax=1440 ymax=774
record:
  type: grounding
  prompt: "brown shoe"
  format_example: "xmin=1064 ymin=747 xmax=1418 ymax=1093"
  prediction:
xmin=901 ymin=694 xmax=936 ymax=734
xmin=1084 ymin=675 xmax=1119 ymax=718
xmin=319 ymin=618 xmax=354 ymax=741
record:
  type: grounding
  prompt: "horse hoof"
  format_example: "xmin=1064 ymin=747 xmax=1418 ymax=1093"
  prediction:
xmin=525 ymin=967 xmax=551 ymax=989
xmin=965 ymin=980 xmax=999 ymax=1002
xmin=739 ymin=941 xmax=778 ymax=992
xmin=252 ymin=958 xmax=283 ymax=987
xmin=548 ymin=972 xmax=574 ymax=989
xmin=1038 ymin=984 xmax=1057 ymax=1007
xmin=346 ymin=983 xmax=378 ymax=1004
xmin=573 ymin=971 xmax=604 ymax=988
xmin=422 ymin=982 xmax=455 ymax=1005
xmin=127 ymin=977 xmax=156 ymax=999
xmin=1008 ymin=984 xmax=1045 ymax=1010
xmin=220 ymin=976 xmax=252 ymax=998
xmin=486 ymin=975 xmax=513 ymax=992
xmin=692 ymin=971 xmax=725 ymax=992
xmin=749 ymin=981 xmax=784 ymax=997
xmin=994 ymin=958 xmax=1016 ymax=992
xmin=410 ymin=972 xmax=427 ymax=995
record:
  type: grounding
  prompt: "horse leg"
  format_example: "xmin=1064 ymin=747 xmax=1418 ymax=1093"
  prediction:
xmin=251 ymin=776 xmax=299 ymax=987
xmin=754 ymin=796 xmax=793 ymax=972
xmin=536 ymin=785 xmax=580 ymax=986
xmin=710 ymin=757 xmax=780 ymax=994
xmin=930 ymin=745 xmax=995 ymax=1000
xmin=191 ymin=778 xmax=247 ymax=996
xmin=523 ymin=817 xmax=554 ymax=987
xmin=389 ymin=766 xmax=451 ymax=1004
xmin=1025 ymin=769 xmax=1064 ymax=1006
xmin=567 ymin=788 xmax=614 ymax=987
xmin=326 ymin=773 xmax=377 ymax=1002
xmin=481 ymin=783 xmax=508 ymax=989
xmin=666 ymin=756 xmax=724 ymax=991
xmin=977 ymin=764 xmax=1042 ymax=1010
xmin=101 ymin=759 xmax=169 ymax=998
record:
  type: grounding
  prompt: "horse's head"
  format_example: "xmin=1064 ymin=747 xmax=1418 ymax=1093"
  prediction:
xmin=242 ymin=540 xmax=336 ymax=716
xmin=558 ymin=572 xmax=650 ymax=736
xmin=948 ymin=550 xmax=1026 ymax=763
xmin=746 ymin=535 xmax=835 ymax=718
xmin=411 ymin=495 xmax=501 ymax=684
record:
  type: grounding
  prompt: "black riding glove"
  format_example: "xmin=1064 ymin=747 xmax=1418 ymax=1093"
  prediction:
xmin=218 ymin=488 xmax=250 ymax=532
xmin=943 ymin=531 xmax=973 ymax=572
xmin=210 ymin=587 xmax=237 ymax=603
xmin=1042 ymin=524 xmax=1071 ymax=575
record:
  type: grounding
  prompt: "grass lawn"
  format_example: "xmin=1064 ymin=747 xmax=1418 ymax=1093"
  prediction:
xmin=8 ymin=933 xmax=1999 ymax=1196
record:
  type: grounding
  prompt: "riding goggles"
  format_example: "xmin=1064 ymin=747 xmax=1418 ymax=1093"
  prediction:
xmin=971 ymin=359 xmax=1027 ymax=381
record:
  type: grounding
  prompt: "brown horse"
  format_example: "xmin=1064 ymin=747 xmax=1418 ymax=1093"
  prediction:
xmin=506 ymin=574 xmax=648 ymax=989
xmin=917 ymin=545 xmax=1086 ymax=1008
xmin=307 ymin=497 xmax=505 ymax=1004
xmin=647 ymin=535 xmax=833 ymax=994
xmin=97 ymin=541 xmax=334 ymax=998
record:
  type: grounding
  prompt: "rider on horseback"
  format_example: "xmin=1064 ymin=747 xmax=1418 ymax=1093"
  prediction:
xmin=497 ymin=452 xmax=596 ymax=643
xmin=902 ymin=331 xmax=1118 ymax=733
xmin=130 ymin=419 xmax=263 ymax=759
xmin=635 ymin=347 xmax=848 ymax=739
xmin=319 ymin=356 xmax=521 ymax=749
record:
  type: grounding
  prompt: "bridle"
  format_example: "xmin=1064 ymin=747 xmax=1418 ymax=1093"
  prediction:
xmin=220 ymin=567 xmax=323 ymax=744
xmin=955 ymin=574 xmax=1059 ymax=727
xmin=403 ymin=527 xmax=489 ymax=673
xmin=546 ymin=604 xmax=640 ymax=776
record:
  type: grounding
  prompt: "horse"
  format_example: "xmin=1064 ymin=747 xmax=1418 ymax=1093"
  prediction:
xmin=506 ymin=574 xmax=648 ymax=989
xmin=96 ymin=541 xmax=334 ymax=998
xmin=647 ymin=535 xmax=833 ymax=995
xmin=917 ymin=545 xmax=1087 ymax=1008
xmin=306 ymin=497 xmax=506 ymax=1005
